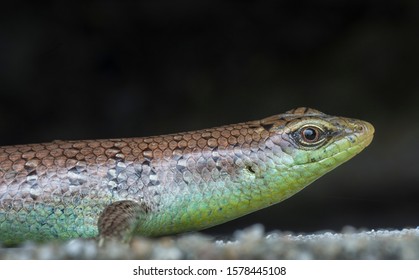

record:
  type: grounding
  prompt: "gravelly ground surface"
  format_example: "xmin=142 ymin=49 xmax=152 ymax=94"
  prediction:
xmin=1 ymin=225 xmax=419 ymax=259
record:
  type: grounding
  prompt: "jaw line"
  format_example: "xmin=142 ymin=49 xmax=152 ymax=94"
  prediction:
xmin=290 ymin=133 xmax=373 ymax=168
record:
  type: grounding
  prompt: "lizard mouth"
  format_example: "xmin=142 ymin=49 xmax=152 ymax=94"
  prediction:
xmin=358 ymin=121 xmax=375 ymax=147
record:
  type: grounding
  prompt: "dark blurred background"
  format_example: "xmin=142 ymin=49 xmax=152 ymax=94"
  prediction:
xmin=1 ymin=1 xmax=418 ymax=236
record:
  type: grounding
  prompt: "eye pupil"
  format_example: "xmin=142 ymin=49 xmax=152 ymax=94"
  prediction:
xmin=302 ymin=127 xmax=318 ymax=142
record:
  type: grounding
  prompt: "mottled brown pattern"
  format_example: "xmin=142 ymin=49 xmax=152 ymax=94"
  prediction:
xmin=0 ymin=110 xmax=299 ymax=205
xmin=1 ymin=109 xmax=321 ymax=190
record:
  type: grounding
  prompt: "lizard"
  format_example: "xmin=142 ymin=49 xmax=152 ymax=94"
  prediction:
xmin=0 ymin=107 xmax=374 ymax=245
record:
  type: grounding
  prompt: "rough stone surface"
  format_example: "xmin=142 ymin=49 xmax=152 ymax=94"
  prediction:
xmin=1 ymin=224 xmax=419 ymax=259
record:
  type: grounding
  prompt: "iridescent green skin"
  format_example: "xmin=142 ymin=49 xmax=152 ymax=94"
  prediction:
xmin=0 ymin=108 xmax=374 ymax=244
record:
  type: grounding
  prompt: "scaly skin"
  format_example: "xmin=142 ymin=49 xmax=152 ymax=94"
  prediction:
xmin=0 ymin=108 xmax=374 ymax=245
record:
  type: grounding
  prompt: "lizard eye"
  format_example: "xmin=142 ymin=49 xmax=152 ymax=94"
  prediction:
xmin=295 ymin=125 xmax=326 ymax=147
xmin=301 ymin=127 xmax=320 ymax=142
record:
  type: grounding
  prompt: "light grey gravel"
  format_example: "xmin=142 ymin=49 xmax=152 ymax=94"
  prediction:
xmin=1 ymin=224 xmax=419 ymax=259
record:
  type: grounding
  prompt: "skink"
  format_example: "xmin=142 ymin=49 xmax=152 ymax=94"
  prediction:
xmin=0 ymin=107 xmax=374 ymax=245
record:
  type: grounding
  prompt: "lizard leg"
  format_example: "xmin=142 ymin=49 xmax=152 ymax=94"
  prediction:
xmin=97 ymin=200 xmax=147 ymax=244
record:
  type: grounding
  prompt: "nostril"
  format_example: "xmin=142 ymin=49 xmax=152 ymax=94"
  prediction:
xmin=356 ymin=125 xmax=364 ymax=132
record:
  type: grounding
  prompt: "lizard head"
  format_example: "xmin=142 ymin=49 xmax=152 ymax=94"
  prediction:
xmin=256 ymin=107 xmax=374 ymax=198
